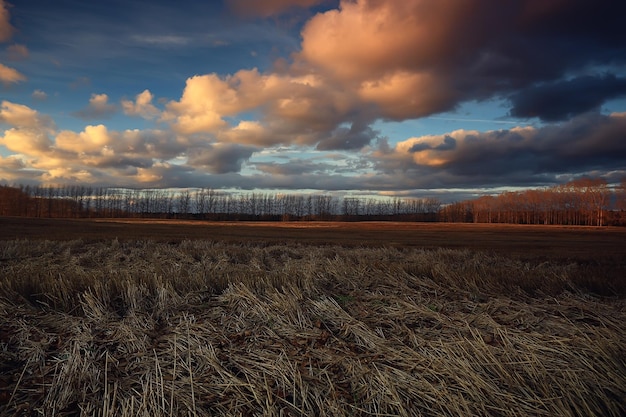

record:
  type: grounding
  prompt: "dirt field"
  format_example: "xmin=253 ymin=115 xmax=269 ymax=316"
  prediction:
xmin=2 ymin=216 xmax=626 ymax=260
xmin=1 ymin=218 xmax=625 ymax=416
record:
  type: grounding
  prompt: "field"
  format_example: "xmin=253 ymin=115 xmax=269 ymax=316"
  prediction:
xmin=1 ymin=217 xmax=625 ymax=416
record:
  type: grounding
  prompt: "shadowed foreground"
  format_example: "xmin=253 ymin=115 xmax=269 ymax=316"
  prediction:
xmin=0 ymin=239 xmax=624 ymax=416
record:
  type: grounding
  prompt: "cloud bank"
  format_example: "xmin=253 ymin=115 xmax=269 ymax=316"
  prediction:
xmin=1 ymin=0 xmax=625 ymax=197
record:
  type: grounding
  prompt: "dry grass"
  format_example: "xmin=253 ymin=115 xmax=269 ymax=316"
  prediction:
xmin=0 ymin=239 xmax=624 ymax=416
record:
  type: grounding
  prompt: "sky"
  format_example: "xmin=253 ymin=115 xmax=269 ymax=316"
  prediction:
xmin=1 ymin=0 xmax=625 ymax=202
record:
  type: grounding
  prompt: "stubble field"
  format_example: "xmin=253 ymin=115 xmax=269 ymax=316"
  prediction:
xmin=0 ymin=217 xmax=625 ymax=416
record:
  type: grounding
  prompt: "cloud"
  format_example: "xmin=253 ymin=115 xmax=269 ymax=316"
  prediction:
xmin=509 ymin=75 xmax=626 ymax=121
xmin=374 ymin=112 xmax=626 ymax=185
xmin=55 ymin=125 xmax=182 ymax=162
xmin=0 ymin=154 xmax=43 ymax=184
xmin=0 ymin=154 xmax=24 ymax=170
xmin=316 ymin=123 xmax=378 ymax=151
xmin=218 ymin=120 xmax=282 ymax=147
xmin=2 ymin=1 xmax=625 ymax=193
xmin=408 ymin=135 xmax=457 ymax=153
xmin=73 ymin=93 xmax=117 ymax=120
xmin=0 ymin=63 xmax=26 ymax=85
xmin=32 ymin=89 xmax=47 ymax=100
xmin=6 ymin=43 xmax=28 ymax=60
xmin=253 ymin=157 xmax=347 ymax=176
xmin=187 ymin=143 xmax=259 ymax=174
xmin=55 ymin=124 xmax=112 ymax=154
xmin=161 ymin=0 xmax=626 ymax=153
xmin=0 ymin=101 xmax=55 ymax=131
xmin=122 ymin=89 xmax=160 ymax=119
xmin=129 ymin=34 xmax=190 ymax=47
xmin=295 ymin=0 xmax=626 ymax=120
xmin=0 ymin=0 xmax=14 ymax=42
xmin=2 ymin=107 xmax=623 ymax=193
xmin=0 ymin=101 xmax=185 ymax=184
xmin=1 ymin=126 xmax=53 ymax=156
xmin=162 ymin=73 xmax=245 ymax=134
xmin=228 ymin=0 xmax=329 ymax=17
xmin=161 ymin=0 xmax=626 ymax=160
xmin=164 ymin=69 xmax=366 ymax=149
xmin=0 ymin=102 xmax=57 ymax=157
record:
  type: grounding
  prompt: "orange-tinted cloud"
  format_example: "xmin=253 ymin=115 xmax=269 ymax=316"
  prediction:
xmin=296 ymin=0 xmax=499 ymax=118
xmin=159 ymin=0 xmax=626 ymax=153
xmin=162 ymin=73 xmax=246 ymax=134
xmin=163 ymin=69 xmax=359 ymax=148
xmin=296 ymin=0 xmax=626 ymax=121
xmin=0 ymin=101 xmax=55 ymax=157
xmin=0 ymin=0 xmax=14 ymax=42
xmin=1 ymin=127 xmax=52 ymax=155
xmin=55 ymin=124 xmax=112 ymax=154
xmin=0 ymin=101 xmax=53 ymax=130
xmin=122 ymin=89 xmax=160 ymax=119
xmin=0 ymin=63 xmax=26 ymax=85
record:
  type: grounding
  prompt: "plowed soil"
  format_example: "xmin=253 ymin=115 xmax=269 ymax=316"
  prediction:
xmin=2 ymin=216 xmax=625 ymax=261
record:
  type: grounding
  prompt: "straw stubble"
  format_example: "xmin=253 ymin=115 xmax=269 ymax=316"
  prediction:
xmin=0 ymin=239 xmax=624 ymax=416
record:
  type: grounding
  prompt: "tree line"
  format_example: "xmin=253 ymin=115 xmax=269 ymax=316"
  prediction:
xmin=440 ymin=178 xmax=626 ymax=226
xmin=1 ymin=177 xmax=625 ymax=225
xmin=0 ymin=185 xmax=440 ymax=222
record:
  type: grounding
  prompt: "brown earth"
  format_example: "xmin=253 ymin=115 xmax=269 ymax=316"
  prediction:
xmin=1 ymin=216 xmax=625 ymax=261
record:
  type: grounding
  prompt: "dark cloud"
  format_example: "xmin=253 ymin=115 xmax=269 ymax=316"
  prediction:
xmin=82 ymin=155 xmax=153 ymax=170
xmin=187 ymin=143 xmax=259 ymax=174
xmin=409 ymin=136 xmax=456 ymax=153
xmin=449 ymin=112 xmax=626 ymax=176
xmin=316 ymin=123 xmax=378 ymax=151
xmin=453 ymin=1 xmax=626 ymax=105
xmin=376 ymin=112 xmax=626 ymax=186
xmin=253 ymin=158 xmax=335 ymax=176
xmin=509 ymin=74 xmax=626 ymax=121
